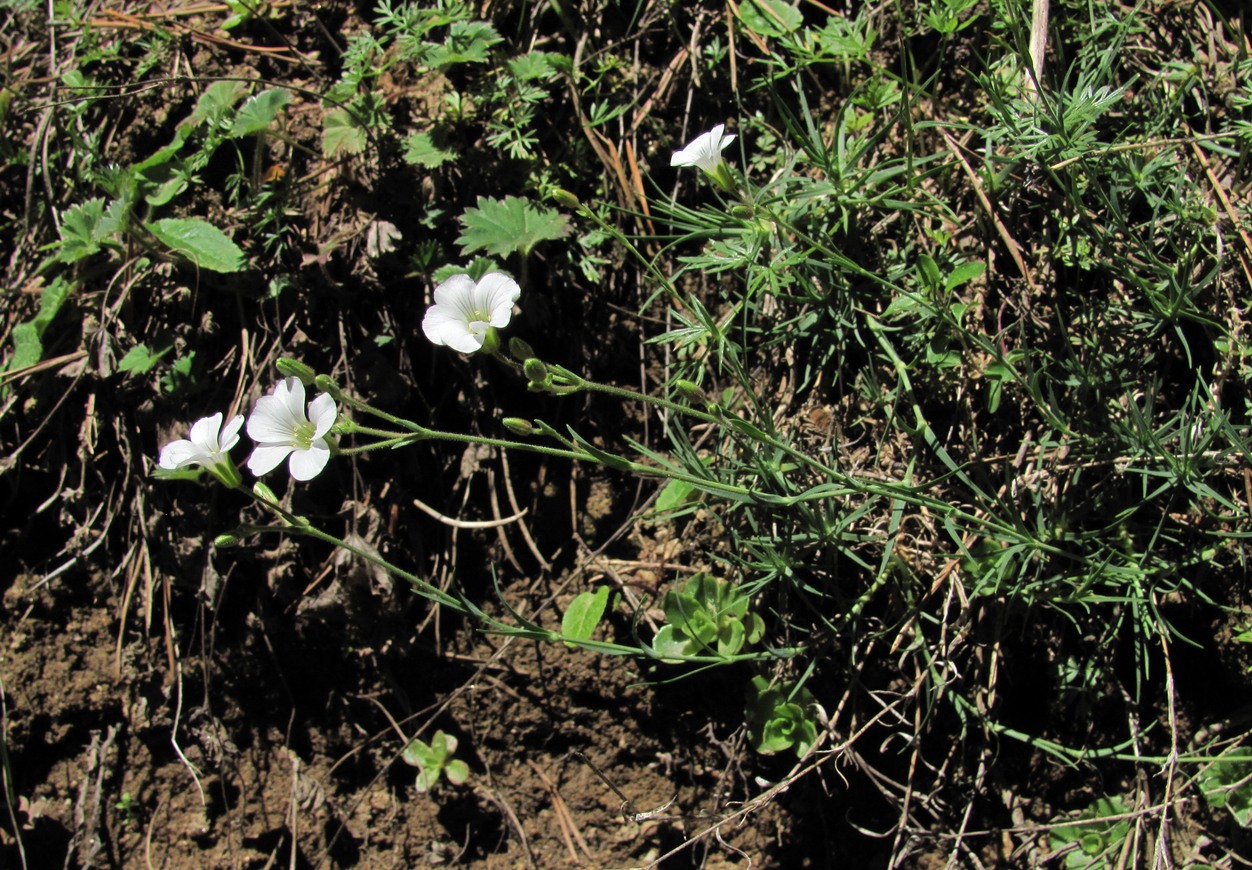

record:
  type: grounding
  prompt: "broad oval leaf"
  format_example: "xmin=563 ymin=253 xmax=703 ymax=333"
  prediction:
xmin=145 ymin=218 xmax=246 ymax=273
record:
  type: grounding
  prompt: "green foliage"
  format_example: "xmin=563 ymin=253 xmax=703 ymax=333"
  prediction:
xmin=653 ymin=574 xmax=765 ymax=660
xmin=402 ymin=730 xmax=470 ymax=793
xmin=145 ymin=218 xmax=245 ymax=273
xmin=1049 ymin=796 xmax=1132 ymax=868
xmin=7 ymin=277 xmax=75 ymax=373
xmin=1198 ymin=753 xmax=1252 ymax=828
xmin=457 ymin=196 xmax=569 ymax=258
xmin=745 ymin=676 xmax=817 ymax=757
xmin=403 ymin=131 xmax=457 ymax=168
xmin=117 ymin=343 xmax=172 ymax=376
xmin=736 ymin=0 xmax=802 ymax=38
xmin=56 ymin=198 xmax=126 ymax=263
xmin=562 ymin=586 xmax=611 ymax=644
xmin=161 ymin=351 xmax=198 ymax=395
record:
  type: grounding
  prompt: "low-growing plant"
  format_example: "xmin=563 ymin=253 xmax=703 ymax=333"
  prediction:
xmin=1048 ymin=796 xmax=1132 ymax=869
xmin=744 ymin=676 xmax=818 ymax=758
xmin=652 ymin=573 xmax=765 ymax=660
xmin=402 ymin=729 xmax=470 ymax=793
xmin=1197 ymin=752 xmax=1252 ymax=828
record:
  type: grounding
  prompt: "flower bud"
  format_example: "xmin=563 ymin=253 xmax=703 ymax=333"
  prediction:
xmin=502 ymin=417 xmax=536 ymax=436
xmin=276 ymin=358 xmax=317 ymax=385
xmin=551 ymin=189 xmax=582 ymax=210
xmin=253 ymin=481 xmax=279 ymax=503
xmin=509 ymin=337 xmax=537 ymax=362
xmin=674 ymin=379 xmax=708 ymax=405
xmin=313 ymin=374 xmax=346 ymax=402
xmin=731 ymin=205 xmax=755 ymax=220
xmin=214 ymin=532 xmax=242 ymax=548
xmin=523 ymin=357 xmax=549 ymax=384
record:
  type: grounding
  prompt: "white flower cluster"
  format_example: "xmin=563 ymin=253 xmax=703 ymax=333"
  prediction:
xmin=159 ymin=377 xmax=338 ymax=482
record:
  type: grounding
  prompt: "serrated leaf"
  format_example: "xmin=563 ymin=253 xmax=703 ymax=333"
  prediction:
xmin=117 ymin=343 xmax=172 ymax=375
xmin=57 ymin=198 xmax=126 ymax=263
xmin=146 ymin=218 xmax=245 ymax=272
xmin=507 ymin=51 xmax=560 ymax=82
xmin=562 ymin=586 xmax=610 ymax=643
xmin=322 ymin=107 xmax=366 ymax=157
xmin=403 ymin=131 xmax=457 ymax=168
xmin=187 ymin=80 xmax=246 ymax=129
xmin=737 ymin=0 xmax=802 ymax=37
xmin=231 ymin=88 xmax=291 ymax=137
xmin=457 ymin=195 xmax=569 ymax=258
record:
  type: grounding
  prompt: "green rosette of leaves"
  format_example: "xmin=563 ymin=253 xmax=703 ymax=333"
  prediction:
xmin=744 ymin=676 xmax=818 ymax=757
xmin=652 ymin=573 xmax=765 ymax=660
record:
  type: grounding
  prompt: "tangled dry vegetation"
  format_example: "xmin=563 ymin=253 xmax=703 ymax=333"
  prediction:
xmin=2 ymin=0 xmax=1252 ymax=867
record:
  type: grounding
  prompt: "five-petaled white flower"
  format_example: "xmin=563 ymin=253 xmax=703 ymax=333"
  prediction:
xmin=670 ymin=124 xmax=736 ymax=173
xmin=422 ymin=272 xmax=521 ymax=354
xmin=246 ymin=377 xmax=338 ymax=481
xmin=159 ymin=412 xmax=244 ymax=471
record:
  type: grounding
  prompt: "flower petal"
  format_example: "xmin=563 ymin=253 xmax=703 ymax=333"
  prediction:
xmin=476 ymin=272 xmax=521 ymax=327
xmin=288 ymin=442 xmax=331 ymax=481
xmin=308 ymin=393 xmax=338 ymax=438
xmin=439 ymin=323 xmax=485 ymax=353
xmin=159 ymin=439 xmax=205 ymax=469
xmin=247 ymin=444 xmax=293 ymax=476
xmin=432 ymin=273 xmax=476 ymax=307
xmin=422 ymin=305 xmax=461 ymax=346
xmin=248 ymin=394 xmax=303 ymax=444
xmin=188 ymin=413 xmax=225 ymax=455
xmin=219 ymin=414 xmax=245 ymax=451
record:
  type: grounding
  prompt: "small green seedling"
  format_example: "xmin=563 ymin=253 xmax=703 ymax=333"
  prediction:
xmin=1197 ymin=752 xmax=1252 ymax=827
xmin=1048 ymin=795 xmax=1132 ymax=868
xmin=744 ymin=676 xmax=818 ymax=758
xmin=115 ymin=791 xmax=141 ymax=826
xmin=402 ymin=730 xmax=470 ymax=793
xmin=652 ymin=573 xmax=765 ymax=660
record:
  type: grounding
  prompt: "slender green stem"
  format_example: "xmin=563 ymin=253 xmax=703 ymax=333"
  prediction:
xmin=244 ymin=487 xmax=464 ymax=610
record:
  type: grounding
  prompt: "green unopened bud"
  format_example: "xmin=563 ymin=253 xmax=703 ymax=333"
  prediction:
xmin=502 ymin=417 xmax=536 ymax=436
xmin=276 ymin=358 xmax=317 ymax=385
xmin=253 ymin=481 xmax=279 ymax=503
xmin=730 ymin=205 xmax=755 ymax=220
xmin=523 ymin=357 xmax=549 ymax=384
xmin=214 ymin=532 xmax=242 ymax=548
xmin=509 ymin=337 xmax=537 ymax=362
xmin=674 ymin=379 xmax=708 ymax=405
xmin=551 ymin=189 xmax=582 ymax=210
xmin=313 ymin=374 xmax=346 ymax=401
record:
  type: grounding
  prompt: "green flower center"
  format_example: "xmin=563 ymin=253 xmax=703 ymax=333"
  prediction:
xmin=293 ymin=420 xmax=317 ymax=450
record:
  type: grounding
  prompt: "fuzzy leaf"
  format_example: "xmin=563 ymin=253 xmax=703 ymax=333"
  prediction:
xmin=231 ymin=88 xmax=292 ymax=137
xmin=145 ymin=218 xmax=245 ymax=273
xmin=457 ymin=195 xmax=569 ymax=258
xmin=322 ymin=108 xmax=367 ymax=157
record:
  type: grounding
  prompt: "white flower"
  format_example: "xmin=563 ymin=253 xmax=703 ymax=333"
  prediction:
xmin=670 ymin=124 xmax=736 ymax=172
xmin=422 ymin=272 xmax=521 ymax=354
xmin=246 ymin=377 xmax=338 ymax=481
xmin=159 ymin=412 xmax=244 ymax=470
